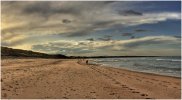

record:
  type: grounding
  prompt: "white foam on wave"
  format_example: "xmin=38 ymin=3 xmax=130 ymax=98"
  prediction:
xmin=92 ymin=57 xmax=181 ymax=77
xmin=156 ymin=58 xmax=181 ymax=62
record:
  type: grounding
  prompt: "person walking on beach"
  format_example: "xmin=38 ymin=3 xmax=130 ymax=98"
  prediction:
xmin=86 ymin=60 xmax=88 ymax=64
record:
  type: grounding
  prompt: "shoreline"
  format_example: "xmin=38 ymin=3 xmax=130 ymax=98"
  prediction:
xmin=1 ymin=58 xmax=181 ymax=99
xmin=96 ymin=64 xmax=181 ymax=79
xmin=87 ymin=59 xmax=181 ymax=79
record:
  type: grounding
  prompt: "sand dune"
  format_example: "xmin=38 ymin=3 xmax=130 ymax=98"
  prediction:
xmin=1 ymin=59 xmax=181 ymax=99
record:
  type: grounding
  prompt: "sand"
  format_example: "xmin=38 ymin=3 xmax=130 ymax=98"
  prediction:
xmin=1 ymin=58 xmax=181 ymax=99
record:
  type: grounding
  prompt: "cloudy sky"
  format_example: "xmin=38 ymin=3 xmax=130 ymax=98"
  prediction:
xmin=1 ymin=1 xmax=181 ymax=56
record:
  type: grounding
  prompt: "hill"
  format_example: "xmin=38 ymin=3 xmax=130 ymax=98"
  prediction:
xmin=1 ymin=46 xmax=68 ymax=59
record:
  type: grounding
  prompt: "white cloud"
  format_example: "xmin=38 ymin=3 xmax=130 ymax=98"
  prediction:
xmin=2 ymin=1 xmax=181 ymax=39
xmin=31 ymin=36 xmax=180 ymax=56
xmin=1 ymin=1 xmax=181 ymax=56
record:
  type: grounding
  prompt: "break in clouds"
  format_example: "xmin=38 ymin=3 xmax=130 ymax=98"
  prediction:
xmin=1 ymin=1 xmax=181 ymax=56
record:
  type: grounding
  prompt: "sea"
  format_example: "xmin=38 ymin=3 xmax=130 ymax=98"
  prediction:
xmin=90 ymin=56 xmax=181 ymax=77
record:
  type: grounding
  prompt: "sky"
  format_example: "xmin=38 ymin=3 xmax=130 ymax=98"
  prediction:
xmin=1 ymin=1 xmax=181 ymax=56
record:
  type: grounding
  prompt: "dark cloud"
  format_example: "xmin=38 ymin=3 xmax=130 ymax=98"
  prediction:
xmin=1 ymin=1 xmax=17 ymax=6
xmin=97 ymin=38 xmax=110 ymax=41
xmin=104 ymin=35 xmax=112 ymax=38
xmin=97 ymin=35 xmax=112 ymax=41
xmin=173 ymin=36 xmax=181 ymax=39
xmin=122 ymin=38 xmax=174 ymax=49
xmin=135 ymin=29 xmax=149 ymax=32
xmin=78 ymin=42 xmax=88 ymax=46
xmin=23 ymin=2 xmax=80 ymax=17
xmin=64 ymin=29 xmax=91 ymax=37
xmin=93 ymin=21 xmax=114 ymax=27
xmin=122 ymin=33 xmax=133 ymax=36
xmin=1 ymin=42 xmax=10 ymax=47
xmin=23 ymin=2 xmax=50 ymax=14
xmin=65 ymin=21 xmax=116 ymax=37
xmin=118 ymin=10 xmax=143 ymax=16
xmin=98 ymin=35 xmax=112 ymax=41
xmin=62 ymin=19 xmax=71 ymax=24
xmin=130 ymin=36 xmax=135 ymax=39
xmin=86 ymin=38 xmax=94 ymax=41
xmin=103 ymin=1 xmax=117 ymax=4
xmin=122 ymin=29 xmax=148 ymax=37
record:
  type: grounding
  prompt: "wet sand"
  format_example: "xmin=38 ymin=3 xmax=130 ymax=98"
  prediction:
xmin=1 ymin=58 xmax=181 ymax=99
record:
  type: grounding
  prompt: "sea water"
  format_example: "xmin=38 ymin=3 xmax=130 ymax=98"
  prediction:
xmin=90 ymin=57 xmax=181 ymax=77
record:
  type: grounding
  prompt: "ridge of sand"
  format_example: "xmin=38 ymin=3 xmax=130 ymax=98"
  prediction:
xmin=1 ymin=59 xmax=181 ymax=99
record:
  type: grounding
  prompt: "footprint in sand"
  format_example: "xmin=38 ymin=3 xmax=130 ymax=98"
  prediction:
xmin=136 ymin=78 xmax=142 ymax=81
xmin=7 ymin=89 xmax=11 ymax=91
xmin=109 ymin=93 xmax=116 ymax=95
xmin=132 ymin=91 xmax=140 ymax=93
xmin=90 ymin=91 xmax=96 ymax=93
xmin=146 ymin=81 xmax=153 ymax=84
xmin=151 ymin=79 xmax=159 ymax=81
xmin=45 ymin=96 xmax=50 ymax=98
xmin=85 ymin=96 xmax=90 ymax=98
xmin=103 ymin=87 xmax=109 ymax=89
xmin=2 ymin=93 xmax=7 ymax=98
xmin=9 ymin=85 xmax=13 ymax=88
xmin=141 ymin=94 xmax=148 ymax=96
xmin=128 ymin=88 xmax=135 ymax=90
xmin=115 ymin=82 xmax=120 ymax=84
xmin=162 ymin=81 xmax=170 ymax=83
xmin=158 ymin=83 xmax=162 ymax=85
xmin=163 ymin=85 xmax=168 ymax=87
xmin=145 ymin=98 xmax=154 ymax=99
xmin=122 ymin=86 xmax=129 ymax=89
xmin=71 ymin=89 xmax=76 ymax=91
xmin=63 ymin=97 xmax=68 ymax=99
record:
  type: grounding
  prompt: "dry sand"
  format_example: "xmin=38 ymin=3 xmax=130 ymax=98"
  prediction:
xmin=1 ymin=58 xmax=181 ymax=99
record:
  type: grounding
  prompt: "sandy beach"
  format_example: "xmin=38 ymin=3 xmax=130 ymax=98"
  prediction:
xmin=1 ymin=58 xmax=181 ymax=99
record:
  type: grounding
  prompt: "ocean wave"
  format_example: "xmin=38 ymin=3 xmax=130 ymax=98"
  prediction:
xmin=91 ymin=57 xmax=181 ymax=77
xmin=156 ymin=67 xmax=181 ymax=71
xmin=94 ymin=59 xmax=119 ymax=62
xmin=156 ymin=59 xmax=181 ymax=62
